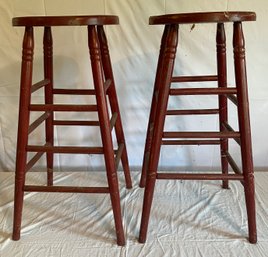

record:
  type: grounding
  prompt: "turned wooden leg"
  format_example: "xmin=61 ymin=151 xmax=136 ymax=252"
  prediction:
xmin=43 ymin=26 xmax=54 ymax=186
xmin=233 ymin=21 xmax=257 ymax=244
xmin=216 ymin=23 xmax=229 ymax=189
xmin=139 ymin=24 xmax=179 ymax=243
xmin=139 ymin=26 xmax=169 ymax=188
xmin=88 ymin=25 xmax=125 ymax=246
xmin=13 ymin=26 xmax=34 ymax=240
xmin=97 ymin=25 xmax=132 ymax=189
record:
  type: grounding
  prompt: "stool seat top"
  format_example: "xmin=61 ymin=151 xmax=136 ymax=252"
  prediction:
xmin=149 ymin=12 xmax=256 ymax=25
xmin=12 ymin=15 xmax=119 ymax=27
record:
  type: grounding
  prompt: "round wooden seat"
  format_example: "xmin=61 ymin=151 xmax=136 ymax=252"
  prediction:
xmin=149 ymin=11 xmax=256 ymax=25
xmin=12 ymin=15 xmax=119 ymax=27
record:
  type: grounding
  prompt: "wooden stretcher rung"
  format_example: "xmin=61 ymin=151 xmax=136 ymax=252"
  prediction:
xmin=227 ymin=94 xmax=238 ymax=106
xmin=26 ymin=145 xmax=104 ymax=154
xmin=31 ymin=79 xmax=50 ymax=93
xmin=166 ymin=109 xmax=219 ymax=115
xmin=225 ymin=152 xmax=243 ymax=175
xmin=28 ymin=112 xmax=50 ymax=134
xmin=115 ymin=143 xmax=124 ymax=170
xmin=169 ymin=87 xmax=237 ymax=95
xmin=162 ymin=139 xmax=221 ymax=145
xmin=52 ymin=88 xmax=96 ymax=95
xmin=23 ymin=185 xmax=110 ymax=193
xmin=104 ymin=79 xmax=112 ymax=92
xmin=110 ymin=112 xmax=118 ymax=131
xmin=171 ymin=75 xmax=218 ymax=83
xmin=53 ymin=120 xmax=100 ymax=126
xmin=26 ymin=151 xmax=45 ymax=172
xmin=157 ymin=173 xmax=243 ymax=180
xmin=29 ymin=104 xmax=98 ymax=112
xmin=163 ymin=131 xmax=240 ymax=139
xmin=222 ymin=122 xmax=241 ymax=145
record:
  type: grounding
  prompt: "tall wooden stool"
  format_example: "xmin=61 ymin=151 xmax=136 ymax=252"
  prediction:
xmin=12 ymin=15 xmax=132 ymax=246
xmin=139 ymin=12 xmax=257 ymax=243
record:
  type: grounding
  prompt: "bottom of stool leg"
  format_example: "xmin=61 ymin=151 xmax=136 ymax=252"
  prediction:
xmin=138 ymin=234 xmax=146 ymax=244
xmin=12 ymin=232 xmax=20 ymax=241
xmin=116 ymin=236 xmax=125 ymax=246
xmin=249 ymin=233 xmax=257 ymax=244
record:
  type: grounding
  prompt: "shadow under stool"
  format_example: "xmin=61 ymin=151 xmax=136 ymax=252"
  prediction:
xmin=139 ymin=12 xmax=257 ymax=244
xmin=12 ymin=15 xmax=132 ymax=246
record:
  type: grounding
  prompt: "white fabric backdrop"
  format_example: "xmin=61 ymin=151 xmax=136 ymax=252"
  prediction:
xmin=0 ymin=0 xmax=267 ymax=172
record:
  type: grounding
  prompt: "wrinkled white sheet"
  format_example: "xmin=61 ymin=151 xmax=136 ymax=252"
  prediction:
xmin=0 ymin=171 xmax=268 ymax=256
xmin=0 ymin=0 xmax=268 ymax=172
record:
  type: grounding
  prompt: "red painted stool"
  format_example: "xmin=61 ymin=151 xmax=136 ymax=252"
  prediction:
xmin=139 ymin=12 xmax=257 ymax=243
xmin=12 ymin=15 xmax=132 ymax=246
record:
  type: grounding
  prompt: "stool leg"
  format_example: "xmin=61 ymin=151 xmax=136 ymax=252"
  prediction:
xmin=139 ymin=24 xmax=178 ymax=243
xmin=139 ymin=26 xmax=169 ymax=188
xmin=88 ymin=25 xmax=125 ymax=246
xmin=13 ymin=27 xmax=34 ymax=240
xmin=97 ymin=26 xmax=132 ymax=189
xmin=216 ymin=23 xmax=229 ymax=189
xmin=43 ymin=27 xmax=54 ymax=186
xmin=233 ymin=22 xmax=257 ymax=244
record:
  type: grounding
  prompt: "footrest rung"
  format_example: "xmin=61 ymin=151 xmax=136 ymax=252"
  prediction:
xmin=169 ymin=87 xmax=237 ymax=95
xmin=26 ymin=145 xmax=104 ymax=154
xmin=53 ymin=88 xmax=96 ymax=95
xmin=162 ymin=139 xmax=221 ymax=145
xmin=24 ymin=185 xmax=110 ymax=193
xmin=53 ymin=120 xmax=99 ymax=126
xmin=163 ymin=131 xmax=240 ymax=139
xmin=26 ymin=151 xmax=45 ymax=172
xmin=115 ymin=143 xmax=124 ymax=169
xmin=28 ymin=112 xmax=50 ymax=134
xmin=110 ymin=112 xmax=118 ymax=131
xmin=157 ymin=173 xmax=243 ymax=180
xmin=29 ymin=104 xmax=98 ymax=112
xmin=222 ymin=122 xmax=241 ymax=145
xmin=171 ymin=75 xmax=218 ymax=83
xmin=104 ymin=79 xmax=112 ymax=92
xmin=227 ymin=94 xmax=238 ymax=106
xmin=31 ymin=79 xmax=50 ymax=93
xmin=166 ymin=109 xmax=219 ymax=115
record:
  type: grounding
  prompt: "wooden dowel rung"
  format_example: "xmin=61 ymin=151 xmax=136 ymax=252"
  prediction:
xmin=29 ymin=104 xmax=98 ymax=112
xmin=26 ymin=145 xmax=104 ymax=154
xmin=162 ymin=140 xmax=221 ymax=145
xmin=157 ymin=173 xmax=243 ymax=180
xmin=222 ymin=122 xmax=241 ymax=145
xmin=225 ymin=152 xmax=244 ymax=186
xmin=26 ymin=151 xmax=45 ymax=172
xmin=227 ymin=94 xmax=238 ymax=106
xmin=115 ymin=143 xmax=124 ymax=170
xmin=104 ymin=79 xmax=112 ymax=92
xmin=163 ymin=131 xmax=240 ymax=139
xmin=28 ymin=112 xmax=50 ymax=134
xmin=166 ymin=109 xmax=219 ymax=115
xmin=53 ymin=120 xmax=99 ymax=126
xmin=110 ymin=112 xmax=118 ymax=131
xmin=171 ymin=75 xmax=218 ymax=83
xmin=53 ymin=88 xmax=96 ymax=95
xmin=23 ymin=185 xmax=110 ymax=193
xmin=31 ymin=79 xmax=50 ymax=93
xmin=169 ymin=87 xmax=237 ymax=95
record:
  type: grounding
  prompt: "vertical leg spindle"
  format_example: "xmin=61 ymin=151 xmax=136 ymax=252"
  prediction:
xmin=216 ymin=23 xmax=229 ymax=189
xmin=233 ymin=21 xmax=257 ymax=244
xmin=97 ymin=25 xmax=132 ymax=189
xmin=43 ymin=26 xmax=54 ymax=186
xmin=13 ymin=26 xmax=34 ymax=240
xmin=139 ymin=26 xmax=169 ymax=188
xmin=139 ymin=24 xmax=179 ymax=243
xmin=88 ymin=25 xmax=125 ymax=246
